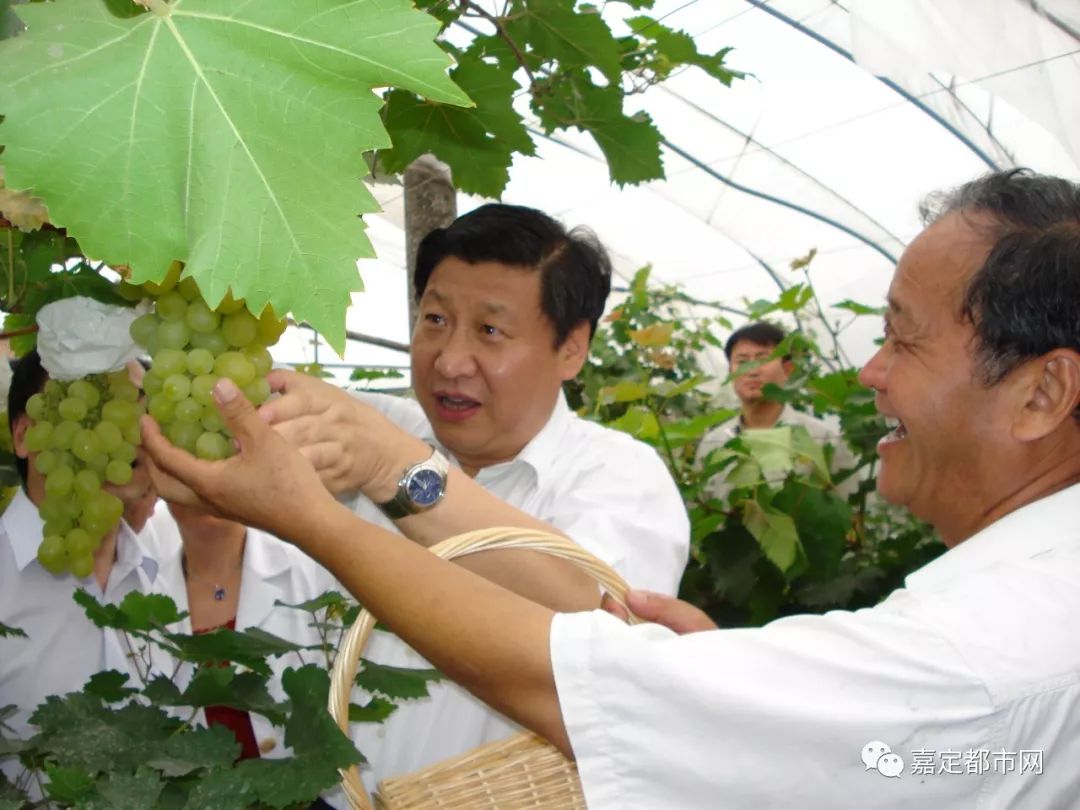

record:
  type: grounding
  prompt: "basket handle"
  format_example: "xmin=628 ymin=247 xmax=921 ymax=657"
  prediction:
xmin=328 ymin=526 xmax=638 ymax=810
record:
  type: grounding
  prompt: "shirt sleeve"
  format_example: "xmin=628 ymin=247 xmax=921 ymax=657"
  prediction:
xmin=541 ymin=440 xmax=689 ymax=595
xmin=549 ymin=605 xmax=995 ymax=810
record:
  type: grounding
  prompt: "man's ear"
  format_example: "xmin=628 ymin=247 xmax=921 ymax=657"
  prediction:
xmin=781 ymin=357 xmax=796 ymax=378
xmin=11 ymin=413 xmax=31 ymax=460
xmin=1013 ymin=350 xmax=1080 ymax=442
xmin=558 ymin=321 xmax=591 ymax=381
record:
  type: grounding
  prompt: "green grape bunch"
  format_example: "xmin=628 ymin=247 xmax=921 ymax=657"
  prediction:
xmin=24 ymin=372 xmax=145 ymax=576
xmin=126 ymin=262 xmax=287 ymax=461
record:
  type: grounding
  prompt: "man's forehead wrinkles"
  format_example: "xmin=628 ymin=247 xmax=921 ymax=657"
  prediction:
xmin=425 ymin=287 xmax=451 ymax=305
xmin=424 ymin=286 xmax=511 ymax=316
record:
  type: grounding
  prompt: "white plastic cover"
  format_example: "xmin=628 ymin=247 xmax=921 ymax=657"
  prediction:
xmin=36 ymin=297 xmax=143 ymax=381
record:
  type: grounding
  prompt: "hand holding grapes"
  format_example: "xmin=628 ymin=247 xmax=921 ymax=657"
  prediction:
xmin=259 ymin=369 xmax=430 ymax=502
xmin=141 ymin=378 xmax=335 ymax=543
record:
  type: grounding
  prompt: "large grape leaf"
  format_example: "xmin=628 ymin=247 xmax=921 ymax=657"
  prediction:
xmin=380 ymin=48 xmax=535 ymax=198
xmin=533 ymin=71 xmax=664 ymax=186
xmin=0 ymin=0 xmax=470 ymax=351
xmin=502 ymin=0 xmax=623 ymax=84
xmin=743 ymin=496 xmax=807 ymax=578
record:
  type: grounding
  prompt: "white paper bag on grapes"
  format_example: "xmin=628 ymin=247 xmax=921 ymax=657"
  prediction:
xmin=37 ymin=296 xmax=145 ymax=381
xmin=26 ymin=297 xmax=147 ymax=577
xmin=128 ymin=267 xmax=286 ymax=460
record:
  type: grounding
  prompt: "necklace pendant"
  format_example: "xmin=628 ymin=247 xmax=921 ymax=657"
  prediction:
xmin=214 ymin=587 xmax=226 ymax=601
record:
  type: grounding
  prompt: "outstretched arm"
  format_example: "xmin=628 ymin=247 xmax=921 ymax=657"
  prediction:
xmin=141 ymin=379 xmax=572 ymax=756
xmin=184 ymin=370 xmax=599 ymax=612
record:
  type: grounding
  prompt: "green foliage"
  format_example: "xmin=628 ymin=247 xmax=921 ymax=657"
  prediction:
xmin=573 ymin=265 xmax=943 ymax=627
xmin=1 ymin=590 xmax=442 ymax=808
xmin=1 ymin=0 xmax=743 ymax=357
xmin=348 ymin=367 xmax=405 ymax=386
xmin=0 ymin=0 xmax=469 ymax=352
xmin=380 ymin=47 xmax=535 ymax=198
xmin=0 ymin=621 xmax=27 ymax=639
xmin=355 ymin=660 xmax=442 ymax=701
xmin=378 ymin=0 xmax=742 ymax=194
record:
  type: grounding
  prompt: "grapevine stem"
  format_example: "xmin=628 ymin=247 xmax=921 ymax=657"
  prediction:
xmin=0 ymin=325 xmax=38 ymax=340
xmin=5 ymin=229 xmax=12 ymax=306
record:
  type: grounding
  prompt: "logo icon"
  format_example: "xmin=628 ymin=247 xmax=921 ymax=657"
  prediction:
xmin=862 ymin=740 xmax=904 ymax=778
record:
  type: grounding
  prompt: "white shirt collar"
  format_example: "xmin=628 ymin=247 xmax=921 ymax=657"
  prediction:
xmin=473 ymin=391 xmax=571 ymax=489
xmin=905 ymin=481 xmax=1080 ymax=593
xmin=3 ymin=488 xmax=44 ymax=571
xmin=243 ymin=526 xmax=295 ymax=580
xmin=3 ymin=487 xmax=158 ymax=582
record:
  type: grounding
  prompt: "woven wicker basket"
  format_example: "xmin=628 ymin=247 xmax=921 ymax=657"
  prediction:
xmin=328 ymin=526 xmax=636 ymax=810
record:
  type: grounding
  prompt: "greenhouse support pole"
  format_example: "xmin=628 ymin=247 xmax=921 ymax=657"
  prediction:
xmin=404 ymin=156 xmax=457 ymax=336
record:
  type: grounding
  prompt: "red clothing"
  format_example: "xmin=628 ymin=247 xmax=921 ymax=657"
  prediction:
xmin=194 ymin=618 xmax=261 ymax=761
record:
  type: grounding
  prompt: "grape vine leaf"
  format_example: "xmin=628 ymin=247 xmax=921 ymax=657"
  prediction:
xmin=43 ymin=764 xmax=96 ymax=804
xmin=275 ymin=589 xmax=353 ymax=615
xmin=348 ymin=696 xmax=398 ymax=724
xmin=0 ymin=165 xmax=49 ymax=230
xmin=380 ymin=49 xmax=535 ymax=198
xmin=30 ymin=693 xmax=180 ymax=773
xmin=0 ymin=0 xmax=470 ymax=352
xmin=355 ymin=659 xmax=442 ymax=700
xmin=0 ymin=620 xmax=27 ymax=639
xmin=743 ymin=497 xmax=806 ymax=577
xmin=626 ymin=15 xmax=742 ymax=85
xmin=82 ymin=767 xmax=166 ymax=810
xmin=163 ymin=626 xmax=306 ymax=677
xmin=75 ymin=588 xmax=187 ymax=631
xmin=773 ymin=482 xmax=851 ymax=584
xmin=228 ymin=665 xmax=363 ymax=806
xmin=533 ymin=71 xmax=664 ymax=185
xmin=176 ymin=666 xmax=287 ymax=726
xmin=280 ymin=664 xmax=361 ymax=761
xmin=145 ymin=725 xmax=240 ymax=778
xmin=181 ymin=766 xmax=255 ymax=810
xmin=503 ymin=0 xmax=623 ymax=84
xmin=83 ymin=670 xmax=137 ymax=703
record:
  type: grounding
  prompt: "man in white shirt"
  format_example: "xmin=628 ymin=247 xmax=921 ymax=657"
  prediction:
xmin=0 ymin=351 xmax=160 ymax=793
xmin=249 ymin=204 xmax=688 ymax=788
xmin=696 ymin=321 xmax=855 ymax=499
xmin=145 ymin=168 xmax=1080 ymax=809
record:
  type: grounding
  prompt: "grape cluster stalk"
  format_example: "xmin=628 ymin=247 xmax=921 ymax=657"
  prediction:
xmin=25 ymin=372 xmax=144 ymax=576
xmin=127 ymin=264 xmax=286 ymax=460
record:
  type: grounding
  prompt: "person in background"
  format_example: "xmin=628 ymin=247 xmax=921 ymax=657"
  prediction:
xmin=0 ymin=351 xmax=161 ymax=791
xmin=146 ymin=168 xmax=1080 ymax=808
xmin=141 ymin=503 xmax=339 ymax=767
xmin=164 ymin=203 xmax=691 ymax=790
xmin=696 ymin=321 xmax=855 ymax=499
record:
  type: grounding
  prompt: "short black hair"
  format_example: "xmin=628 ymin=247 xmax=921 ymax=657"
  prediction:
xmin=414 ymin=203 xmax=613 ymax=345
xmin=724 ymin=322 xmax=787 ymax=363
xmin=921 ymin=169 xmax=1080 ymax=389
xmin=8 ymin=350 xmax=47 ymax=487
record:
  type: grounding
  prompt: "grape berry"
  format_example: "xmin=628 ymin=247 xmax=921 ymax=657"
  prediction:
xmin=129 ymin=267 xmax=285 ymax=461
xmin=27 ymin=373 xmax=144 ymax=576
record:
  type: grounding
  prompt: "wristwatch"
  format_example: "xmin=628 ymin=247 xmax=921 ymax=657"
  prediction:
xmin=377 ymin=444 xmax=450 ymax=519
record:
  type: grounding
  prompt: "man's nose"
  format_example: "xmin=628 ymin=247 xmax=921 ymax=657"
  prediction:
xmin=858 ymin=346 xmax=887 ymax=393
xmin=433 ymin=329 xmax=478 ymax=378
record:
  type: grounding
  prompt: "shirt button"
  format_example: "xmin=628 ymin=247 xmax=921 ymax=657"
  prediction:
xmin=259 ymin=737 xmax=277 ymax=754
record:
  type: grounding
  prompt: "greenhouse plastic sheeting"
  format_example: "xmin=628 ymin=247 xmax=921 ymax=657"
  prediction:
xmin=275 ymin=0 xmax=1080 ymax=386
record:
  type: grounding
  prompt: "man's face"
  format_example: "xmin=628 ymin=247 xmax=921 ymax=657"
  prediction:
xmin=411 ymin=257 xmax=587 ymax=474
xmin=729 ymin=340 xmax=791 ymax=404
xmin=858 ymin=212 xmax=1008 ymax=541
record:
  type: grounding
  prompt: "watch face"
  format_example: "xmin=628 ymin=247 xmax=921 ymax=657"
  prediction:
xmin=406 ymin=468 xmax=445 ymax=507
